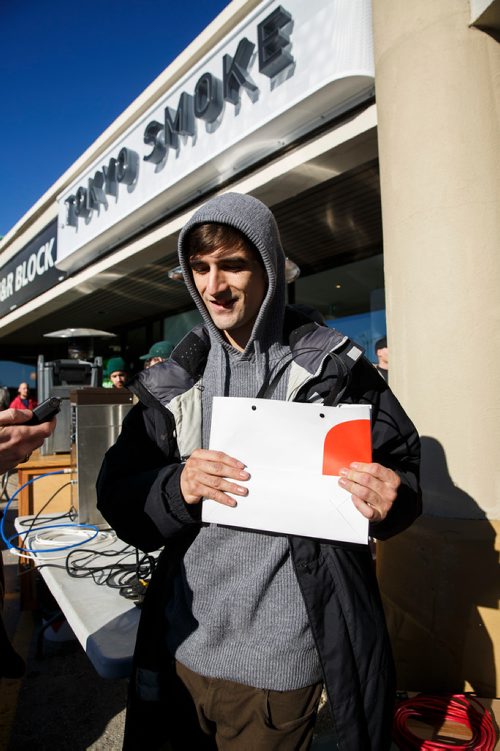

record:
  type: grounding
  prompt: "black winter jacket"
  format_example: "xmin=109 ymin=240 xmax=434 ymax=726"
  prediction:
xmin=96 ymin=315 xmax=421 ymax=750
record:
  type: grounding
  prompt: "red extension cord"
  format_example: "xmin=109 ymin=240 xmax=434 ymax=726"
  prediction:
xmin=393 ymin=693 xmax=498 ymax=750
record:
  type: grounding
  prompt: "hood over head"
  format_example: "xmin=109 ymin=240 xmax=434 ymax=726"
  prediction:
xmin=177 ymin=192 xmax=286 ymax=356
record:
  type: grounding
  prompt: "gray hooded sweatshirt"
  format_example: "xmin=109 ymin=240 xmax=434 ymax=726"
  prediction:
xmin=166 ymin=192 xmax=321 ymax=690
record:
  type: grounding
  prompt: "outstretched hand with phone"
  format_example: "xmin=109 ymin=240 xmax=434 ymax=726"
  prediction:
xmin=24 ymin=396 xmax=61 ymax=425
xmin=0 ymin=406 xmax=58 ymax=473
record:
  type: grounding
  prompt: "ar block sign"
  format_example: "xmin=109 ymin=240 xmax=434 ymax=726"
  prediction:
xmin=203 ymin=397 xmax=371 ymax=544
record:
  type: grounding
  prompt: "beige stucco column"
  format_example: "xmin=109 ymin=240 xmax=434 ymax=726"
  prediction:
xmin=372 ymin=0 xmax=500 ymax=695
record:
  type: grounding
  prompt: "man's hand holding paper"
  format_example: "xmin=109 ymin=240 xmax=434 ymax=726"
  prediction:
xmin=339 ymin=461 xmax=401 ymax=523
xmin=180 ymin=448 xmax=249 ymax=507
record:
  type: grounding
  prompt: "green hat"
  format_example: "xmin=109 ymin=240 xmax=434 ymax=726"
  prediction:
xmin=105 ymin=356 xmax=128 ymax=376
xmin=139 ymin=340 xmax=174 ymax=360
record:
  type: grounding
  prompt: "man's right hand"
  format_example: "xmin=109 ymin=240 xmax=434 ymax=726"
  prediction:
xmin=180 ymin=448 xmax=250 ymax=507
xmin=0 ymin=409 xmax=56 ymax=474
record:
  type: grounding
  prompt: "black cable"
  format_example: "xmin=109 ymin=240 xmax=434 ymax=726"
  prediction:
xmin=63 ymin=545 xmax=157 ymax=602
xmin=17 ymin=482 xmax=76 ymax=528
xmin=0 ymin=469 xmax=12 ymax=505
xmin=13 ymin=482 xmax=76 ymax=558
xmin=2 ymin=475 xmax=72 ymax=555
xmin=10 ymin=476 xmax=157 ymax=601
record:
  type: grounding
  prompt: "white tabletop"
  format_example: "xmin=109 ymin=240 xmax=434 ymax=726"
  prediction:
xmin=14 ymin=515 xmax=152 ymax=679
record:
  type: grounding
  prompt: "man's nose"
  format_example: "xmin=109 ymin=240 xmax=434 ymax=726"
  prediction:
xmin=206 ymin=267 xmax=227 ymax=296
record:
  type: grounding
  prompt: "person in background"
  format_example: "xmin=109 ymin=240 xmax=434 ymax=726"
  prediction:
xmin=0 ymin=407 xmax=57 ymax=677
xmin=97 ymin=193 xmax=421 ymax=751
xmin=139 ymin=340 xmax=174 ymax=369
xmin=374 ymin=336 xmax=389 ymax=382
xmin=9 ymin=382 xmax=37 ymax=410
xmin=105 ymin=357 xmax=129 ymax=389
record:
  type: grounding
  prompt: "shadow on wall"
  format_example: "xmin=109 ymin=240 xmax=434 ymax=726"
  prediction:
xmin=377 ymin=436 xmax=500 ymax=698
xmin=420 ymin=435 xmax=489 ymax=519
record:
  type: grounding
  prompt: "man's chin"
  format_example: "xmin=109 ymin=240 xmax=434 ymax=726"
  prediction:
xmin=213 ymin=319 xmax=238 ymax=334
xmin=210 ymin=309 xmax=238 ymax=329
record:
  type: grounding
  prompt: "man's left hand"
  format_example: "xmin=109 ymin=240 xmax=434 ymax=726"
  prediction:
xmin=338 ymin=462 xmax=400 ymax=523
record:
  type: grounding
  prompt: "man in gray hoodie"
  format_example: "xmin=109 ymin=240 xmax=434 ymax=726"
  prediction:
xmin=97 ymin=192 xmax=421 ymax=750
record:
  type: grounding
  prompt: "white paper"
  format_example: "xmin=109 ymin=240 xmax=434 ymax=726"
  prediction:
xmin=202 ymin=397 xmax=371 ymax=544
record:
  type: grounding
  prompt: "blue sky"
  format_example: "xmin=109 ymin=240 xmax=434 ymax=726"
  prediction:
xmin=0 ymin=0 xmax=230 ymax=237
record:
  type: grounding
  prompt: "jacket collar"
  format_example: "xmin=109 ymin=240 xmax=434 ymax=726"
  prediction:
xmin=129 ymin=310 xmax=363 ymax=408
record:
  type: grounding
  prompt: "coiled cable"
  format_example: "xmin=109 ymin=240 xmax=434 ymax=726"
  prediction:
xmin=0 ymin=470 xmax=100 ymax=559
xmin=393 ymin=693 xmax=497 ymax=750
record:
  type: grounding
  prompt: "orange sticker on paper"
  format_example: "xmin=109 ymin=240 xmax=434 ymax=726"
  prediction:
xmin=322 ymin=419 xmax=372 ymax=476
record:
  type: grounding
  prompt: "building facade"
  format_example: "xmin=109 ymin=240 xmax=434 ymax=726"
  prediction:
xmin=1 ymin=0 xmax=499 ymax=696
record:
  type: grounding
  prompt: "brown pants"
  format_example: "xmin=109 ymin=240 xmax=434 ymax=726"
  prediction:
xmin=169 ymin=661 xmax=323 ymax=751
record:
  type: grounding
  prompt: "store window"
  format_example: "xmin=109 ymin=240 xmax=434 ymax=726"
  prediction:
xmin=163 ymin=309 xmax=203 ymax=347
xmin=294 ymin=254 xmax=386 ymax=364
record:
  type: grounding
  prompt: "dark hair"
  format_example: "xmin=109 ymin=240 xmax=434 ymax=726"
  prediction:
xmin=186 ymin=223 xmax=262 ymax=267
xmin=375 ymin=336 xmax=387 ymax=351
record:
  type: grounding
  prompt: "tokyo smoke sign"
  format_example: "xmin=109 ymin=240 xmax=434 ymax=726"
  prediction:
xmin=57 ymin=0 xmax=374 ymax=271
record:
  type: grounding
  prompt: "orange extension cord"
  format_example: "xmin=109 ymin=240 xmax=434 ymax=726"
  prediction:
xmin=393 ymin=693 xmax=498 ymax=750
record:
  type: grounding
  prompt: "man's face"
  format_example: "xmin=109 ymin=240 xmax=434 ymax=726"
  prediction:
xmin=19 ymin=383 xmax=29 ymax=397
xmin=110 ymin=371 xmax=127 ymax=389
xmin=189 ymin=243 xmax=267 ymax=351
xmin=376 ymin=346 xmax=388 ymax=369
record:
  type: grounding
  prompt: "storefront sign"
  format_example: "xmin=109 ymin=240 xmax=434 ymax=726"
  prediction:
xmin=57 ymin=0 xmax=374 ymax=271
xmin=0 ymin=220 xmax=65 ymax=318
